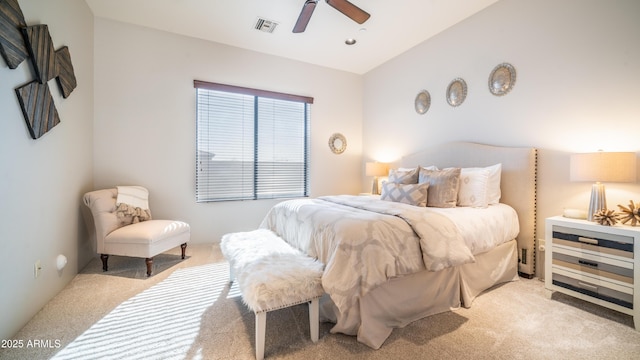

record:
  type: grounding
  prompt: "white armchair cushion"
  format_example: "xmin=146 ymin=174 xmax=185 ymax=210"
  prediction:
xmin=104 ymin=220 xmax=190 ymax=258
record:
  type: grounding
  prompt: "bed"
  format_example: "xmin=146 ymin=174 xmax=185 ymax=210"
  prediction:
xmin=259 ymin=142 xmax=537 ymax=349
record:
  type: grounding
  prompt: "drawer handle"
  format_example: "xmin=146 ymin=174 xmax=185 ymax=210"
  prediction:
xmin=578 ymin=259 xmax=598 ymax=268
xmin=578 ymin=236 xmax=599 ymax=245
xmin=577 ymin=281 xmax=599 ymax=292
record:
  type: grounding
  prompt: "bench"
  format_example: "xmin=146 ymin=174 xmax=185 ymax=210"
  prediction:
xmin=220 ymin=229 xmax=324 ymax=360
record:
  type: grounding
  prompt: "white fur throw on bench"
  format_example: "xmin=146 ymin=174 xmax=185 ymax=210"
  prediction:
xmin=220 ymin=229 xmax=325 ymax=313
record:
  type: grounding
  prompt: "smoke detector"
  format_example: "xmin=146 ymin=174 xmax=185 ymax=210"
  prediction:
xmin=254 ymin=17 xmax=279 ymax=33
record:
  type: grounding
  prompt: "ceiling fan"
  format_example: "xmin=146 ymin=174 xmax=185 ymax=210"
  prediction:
xmin=293 ymin=0 xmax=370 ymax=33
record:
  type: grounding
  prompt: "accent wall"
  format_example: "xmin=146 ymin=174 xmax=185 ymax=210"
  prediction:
xmin=362 ymin=0 xmax=640 ymax=278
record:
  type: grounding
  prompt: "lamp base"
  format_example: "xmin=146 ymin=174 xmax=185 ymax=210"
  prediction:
xmin=587 ymin=182 xmax=606 ymax=222
xmin=371 ymin=176 xmax=380 ymax=195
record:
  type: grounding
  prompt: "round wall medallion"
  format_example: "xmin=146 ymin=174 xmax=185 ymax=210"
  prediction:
xmin=328 ymin=133 xmax=347 ymax=154
xmin=488 ymin=63 xmax=516 ymax=96
xmin=414 ymin=90 xmax=431 ymax=114
xmin=446 ymin=78 xmax=467 ymax=107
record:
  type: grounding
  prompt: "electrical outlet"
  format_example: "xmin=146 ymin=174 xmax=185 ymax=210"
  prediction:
xmin=538 ymin=239 xmax=546 ymax=252
xmin=34 ymin=260 xmax=42 ymax=278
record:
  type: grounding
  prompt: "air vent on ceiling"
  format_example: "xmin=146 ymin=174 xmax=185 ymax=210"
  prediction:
xmin=255 ymin=17 xmax=279 ymax=33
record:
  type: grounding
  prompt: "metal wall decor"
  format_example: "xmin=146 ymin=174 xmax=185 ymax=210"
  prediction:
xmin=0 ymin=0 xmax=28 ymax=69
xmin=0 ymin=0 xmax=77 ymax=139
xmin=446 ymin=78 xmax=467 ymax=107
xmin=329 ymin=133 xmax=347 ymax=154
xmin=489 ymin=62 xmax=516 ymax=96
xmin=414 ymin=90 xmax=431 ymax=114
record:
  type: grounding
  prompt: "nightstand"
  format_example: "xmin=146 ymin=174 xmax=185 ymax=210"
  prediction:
xmin=545 ymin=216 xmax=639 ymax=330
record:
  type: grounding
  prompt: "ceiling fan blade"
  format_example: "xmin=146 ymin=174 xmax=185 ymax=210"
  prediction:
xmin=326 ymin=0 xmax=370 ymax=24
xmin=293 ymin=0 xmax=318 ymax=33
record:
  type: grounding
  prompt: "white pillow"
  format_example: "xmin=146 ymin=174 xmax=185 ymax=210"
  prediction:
xmin=484 ymin=163 xmax=502 ymax=204
xmin=457 ymin=168 xmax=490 ymax=208
xmin=457 ymin=164 xmax=502 ymax=207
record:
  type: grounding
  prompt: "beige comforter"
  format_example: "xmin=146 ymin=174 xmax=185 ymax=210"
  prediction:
xmin=259 ymin=195 xmax=475 ymax=334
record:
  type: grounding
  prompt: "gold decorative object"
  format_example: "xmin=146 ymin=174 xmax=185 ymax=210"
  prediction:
xmin=328 ymin=133 xmax=347 ymax=154
xmin=592 ymin=209 xmax=621 ymax=226
xmin=617 ymin=200 xmax=640 ymax=226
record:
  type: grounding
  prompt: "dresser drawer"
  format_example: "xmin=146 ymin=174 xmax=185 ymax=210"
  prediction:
xmin=552 ymin=225 xmax=634 ymax=259
xmin=552 ymin=272 xmax=633 ymax=309
xmin=552 ymin=251 xmax=633 ymax=284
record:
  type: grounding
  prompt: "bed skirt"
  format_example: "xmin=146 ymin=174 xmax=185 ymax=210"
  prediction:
xmin=319 ymin=239 xmax=519 ymax=349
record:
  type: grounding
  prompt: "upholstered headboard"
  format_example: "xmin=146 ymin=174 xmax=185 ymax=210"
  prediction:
xmin=399 ymin=142 xmax=538 ymax=277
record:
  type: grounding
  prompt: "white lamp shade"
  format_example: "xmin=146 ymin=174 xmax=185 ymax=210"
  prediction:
xmin=570 ymin=152 xmax=636 ymax=183
xmin=570 ymin=151 xmax=637 ymax=222
xmin=365 ymin=162 xmax=389 ymax=177
xmin=366 ymin=162 xmax=388 ymax=195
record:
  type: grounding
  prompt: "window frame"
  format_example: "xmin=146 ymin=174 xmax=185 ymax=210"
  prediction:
xmin=194 ymin=80 xmax=313 ymax=202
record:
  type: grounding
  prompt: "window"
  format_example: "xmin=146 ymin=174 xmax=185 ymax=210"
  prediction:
xmin=194 ymin=80 xmax=313 ymax=202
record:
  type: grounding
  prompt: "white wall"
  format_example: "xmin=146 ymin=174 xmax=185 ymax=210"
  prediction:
xmin=93 ymin=18 xmax=363 ymax=244
xmin=0 ymin=0 xmax=94 ymax=340
xmin=363 ymin=0 xmax=640 ymax=277
xmin=4 ymin=0 xmax=636 ymax=340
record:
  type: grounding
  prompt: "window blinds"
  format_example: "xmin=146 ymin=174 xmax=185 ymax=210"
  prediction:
xmin=195 ymin=81 xmax=311 ymax=202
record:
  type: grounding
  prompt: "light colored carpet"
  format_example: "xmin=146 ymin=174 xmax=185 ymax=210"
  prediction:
xmin=2 ymin=243 xmax=639 ymax=360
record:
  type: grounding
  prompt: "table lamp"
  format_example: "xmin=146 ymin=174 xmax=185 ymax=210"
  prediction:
xmin=570 ymin=151 xmax=637 ymax=221
xmin=365 ymin=162 xmax=389 ymax=195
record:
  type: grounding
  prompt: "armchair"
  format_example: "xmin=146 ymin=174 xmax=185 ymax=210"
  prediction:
xmin=83 ymin=187 xmax=190 ymax=276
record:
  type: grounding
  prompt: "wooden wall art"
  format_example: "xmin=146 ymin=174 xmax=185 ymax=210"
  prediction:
xmin=15 ymin=80 xmax=61 ymax=139
xmin=0 ymin=0 xmax=28 ymax=69
xmin=2 ymin=1 xmax=76 ymax=140
xmin=22 ymin=24 xmax=57 ymax=83
xmin=55 ymin=46 xmax=76 ymax=98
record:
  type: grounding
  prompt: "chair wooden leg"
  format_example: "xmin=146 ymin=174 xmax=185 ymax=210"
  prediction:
xmin=145 ymin=257 xmax=153 ymax=277
xmin=180 ymin=243 xmax=187 ymax=259
xmin=100 ymin=254 xmax=109 ymax=272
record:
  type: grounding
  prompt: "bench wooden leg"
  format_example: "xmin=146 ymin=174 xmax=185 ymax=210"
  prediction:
xmin=145 ymin=257 xmax=153 ymax=277
xmin=255 ymin=311 xmax=267 ymax=360
xmin=180 ymin=243 xmax=187 ymax=259
xmin=309 ymin=298 xmax=319 ymax=342
xmin=100 ymin=254 xmax=109 ymax=272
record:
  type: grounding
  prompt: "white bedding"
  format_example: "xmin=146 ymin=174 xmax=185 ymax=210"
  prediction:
xmin=427 ymin=202 xmax=520 ymax=255
xmin=259 ymin=195 xmax=520 ymax=344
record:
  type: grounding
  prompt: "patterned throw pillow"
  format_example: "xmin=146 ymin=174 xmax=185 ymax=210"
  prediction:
xmin=380 ymin=182 xmax=429 ymax=207
xmin=457 ymin=167 xmax=490 ymax=208
xmin=115 ymin=203 xmax=152 ymax=225
xmin=388 ymin=167 xmax=419 ymax=184
xmin=419 ymin=167 xmax=461 ymax=208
